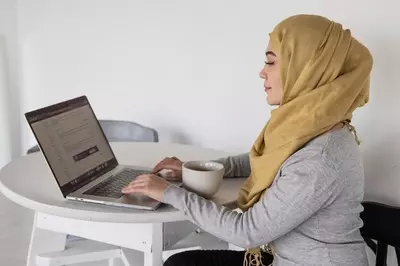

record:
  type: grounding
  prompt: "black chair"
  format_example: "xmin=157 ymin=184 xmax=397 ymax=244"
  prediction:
xmin=360 ymin=201 xmax=400 ymax=266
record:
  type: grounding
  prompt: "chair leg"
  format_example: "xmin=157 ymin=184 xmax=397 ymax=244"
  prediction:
xmin=395 ymin=247 xmax=400 ymax=266
xmin=108 ymin=258 xmax=115 ymax=266
xmin=120 ymin=250 xmax=130 ymax=266
xmin=364 ymin=238 xmax=377 ymax=254
xmin=376 ymin=242 xmax=388 ymax=266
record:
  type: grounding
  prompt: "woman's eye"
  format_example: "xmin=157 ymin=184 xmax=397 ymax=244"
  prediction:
xmin=264 ymin=61 xmax=275 ymax=65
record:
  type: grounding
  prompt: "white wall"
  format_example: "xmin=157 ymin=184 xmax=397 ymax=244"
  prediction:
xmin=0 ymin=37 xmax=11 ymax=168
xmin=0 ymin=0 xmax=19 ymax=167
xmin=17 ymin=0 xmax=400 ymax=205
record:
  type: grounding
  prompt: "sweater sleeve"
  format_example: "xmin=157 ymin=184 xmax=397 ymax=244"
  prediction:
xmin=161 ymin=154 xmax=343 ymax=249
xmin=213 ymin=153 xmax=251 ymax=178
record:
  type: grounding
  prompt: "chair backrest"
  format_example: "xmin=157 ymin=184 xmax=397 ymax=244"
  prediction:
xmin=360 ymin=201 xmax=400 ymax=266
xmin=27 ymin=119 xmax=158 ymax=154
xmin=98 ymin=120 xmax=158 ymax=143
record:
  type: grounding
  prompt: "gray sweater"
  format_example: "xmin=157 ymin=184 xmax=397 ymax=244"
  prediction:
xmin=162 ymin=127 xmax=368 ymax=266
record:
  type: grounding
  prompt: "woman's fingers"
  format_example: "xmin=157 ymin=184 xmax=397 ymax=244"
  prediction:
xmin=122 ymin=175 xmax=149 ymax=192
xmin=134 ymin=174 xmax=151 ymax=182
xmin=166 ymin=170 xmax=177 ymax=179
xmin=122 ymin=184 xmax=146 ymax=194
xmin=122 ymin=180 xmax=147 ymax=193
xmin=152 ymin=157 xmax=169 ymax=173
xmin=163 ymin=170 xmax=182 ymax=181
xmin=152 ymin=159 xmax=182 ymax=173
xmin=121 ymin=174 xmax=170 ymax=201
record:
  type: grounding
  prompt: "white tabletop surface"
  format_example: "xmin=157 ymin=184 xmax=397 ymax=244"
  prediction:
xmin=0 ymin=142 xmax=245 ymax=223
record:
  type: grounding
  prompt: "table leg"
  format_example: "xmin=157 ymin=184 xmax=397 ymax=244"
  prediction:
xmin=144 ymin=223 xmax=163 ymax=266
xmin=26 ymin=212 xmax=67 ymax=266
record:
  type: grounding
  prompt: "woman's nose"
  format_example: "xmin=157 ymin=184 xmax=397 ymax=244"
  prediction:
xmin=259 ymin=67 xmax=267 ymax=79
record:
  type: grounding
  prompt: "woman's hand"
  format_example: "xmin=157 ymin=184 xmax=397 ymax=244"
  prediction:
xmin=152 ymin=156 xmax=183 ymax=181
xmin=121 ymin=174 xmax=170 ymax=201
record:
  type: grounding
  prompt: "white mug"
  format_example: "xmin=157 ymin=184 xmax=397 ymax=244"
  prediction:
xmin=182 ymin=161 xmax=225 ymax=198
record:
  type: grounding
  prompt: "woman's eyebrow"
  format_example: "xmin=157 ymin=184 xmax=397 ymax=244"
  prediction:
xmin=265 ymin=51 xmax=276 ymax=56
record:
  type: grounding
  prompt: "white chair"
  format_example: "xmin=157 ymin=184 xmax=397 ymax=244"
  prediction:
xmin=36 ymin=240 xmax=129 ymax=266
xmin=27 ymin=119 xmax=159 ymax=154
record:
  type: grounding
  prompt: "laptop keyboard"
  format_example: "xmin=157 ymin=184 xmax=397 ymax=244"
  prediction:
xmin=83 ymin=168 xmax=149 ymax=198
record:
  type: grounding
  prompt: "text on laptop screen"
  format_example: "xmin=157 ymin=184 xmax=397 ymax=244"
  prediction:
xmin=27 ymin=98 xmax=117 ymax=195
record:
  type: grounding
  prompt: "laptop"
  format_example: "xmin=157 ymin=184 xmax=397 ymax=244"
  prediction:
xmin=25 ymin=95 xmax=164 ymax=210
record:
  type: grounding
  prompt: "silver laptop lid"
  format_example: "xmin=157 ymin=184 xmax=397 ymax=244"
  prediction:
xmin=25 ymin=96 xmax=119 ymax=197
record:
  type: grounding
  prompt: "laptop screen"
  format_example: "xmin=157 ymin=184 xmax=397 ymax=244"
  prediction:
xmin=25 ymin=96 xmax=118 ymax=197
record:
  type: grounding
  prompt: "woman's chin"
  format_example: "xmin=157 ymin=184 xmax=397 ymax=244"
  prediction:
xmin=266 ymin=97 xmax=280 ymax=106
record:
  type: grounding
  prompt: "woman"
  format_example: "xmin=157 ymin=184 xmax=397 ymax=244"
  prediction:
xmin=122 ymin=14 xmax=373 ymax=266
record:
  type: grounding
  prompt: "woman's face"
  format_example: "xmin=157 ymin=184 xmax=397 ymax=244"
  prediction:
xmin=259 ymin=41 xmax=283 ymax=106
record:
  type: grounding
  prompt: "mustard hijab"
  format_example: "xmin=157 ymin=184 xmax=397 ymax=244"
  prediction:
xmin=238 ymin=15 xmax=373 ymax=211
xmin=240 ymin=13 xmax=373 ymax=266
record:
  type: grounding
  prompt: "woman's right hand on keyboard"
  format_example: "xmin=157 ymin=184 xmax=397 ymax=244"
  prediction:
xmin=152 ymin=156 xmax=183 ymax=181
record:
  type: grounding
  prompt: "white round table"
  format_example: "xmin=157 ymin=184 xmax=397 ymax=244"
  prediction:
xmin=0 ymin=142 xmax=246 ymax=266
